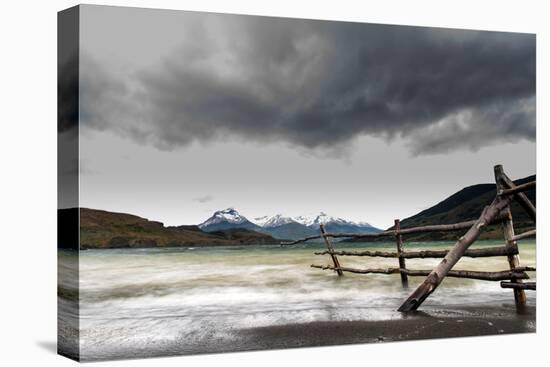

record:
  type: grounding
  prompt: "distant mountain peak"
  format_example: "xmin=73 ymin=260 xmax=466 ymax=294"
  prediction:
xmin=198 ymin=207 xmax=249 ymax=229
xmin=251 ymin=214 xmax=297 ymax=228
xmin=291 ymin=212 xmax=374 ymax=228
xmin=218 ymin=207 xmax=239 ymax=215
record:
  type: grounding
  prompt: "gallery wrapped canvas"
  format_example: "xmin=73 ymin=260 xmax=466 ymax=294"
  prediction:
xmin=58 ymin=5 xmax=536 ymax=362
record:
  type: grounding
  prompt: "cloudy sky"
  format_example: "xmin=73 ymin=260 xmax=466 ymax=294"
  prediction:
xmin=65 ymin=5 xmax=535 ymax=228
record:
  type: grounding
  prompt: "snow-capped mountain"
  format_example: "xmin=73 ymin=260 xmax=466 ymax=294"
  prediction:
xmin=251 ymin=214 xmax=297 ymax=228
xmin=198 ymin=209 xmax=380 ymax=239
xmin=292 ymin=212 xmax=378 ymax=235
xmin=250 ymin=214 xmax=316 ymax=239
xmin=199 ymin=207 xmax=247 ymax=227
xmin=198 ymin=208 xmax=260 ymax=232
xmin=293 ymin=212 xmax=374 ymax=228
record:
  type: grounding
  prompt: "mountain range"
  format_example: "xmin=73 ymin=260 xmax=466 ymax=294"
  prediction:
xmin=198 ymin=208 xmax=381 ymax=240
xmin=59 ymin=174 xmax=535 ymax=249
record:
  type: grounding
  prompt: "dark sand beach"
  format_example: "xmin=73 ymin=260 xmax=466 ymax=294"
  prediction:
xmin=239 ymin=304 xmax=536 ymax=350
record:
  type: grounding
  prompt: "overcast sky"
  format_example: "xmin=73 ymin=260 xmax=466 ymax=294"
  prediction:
xmin=69 ymin=5 xmax=535 ymax=228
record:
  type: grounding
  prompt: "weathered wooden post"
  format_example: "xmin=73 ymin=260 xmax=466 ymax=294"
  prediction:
xmin=320 ymin=224 xmax=343 ymax=276
xmin=495 ymin=165 xmax=527 ymax=306
xmin=394 ymin=219 xmax=408 ymax=288
xmin=496 ymin=167 xmax=536 ymax=224
xmin=398 ymin=193 xmax=514 ymax=312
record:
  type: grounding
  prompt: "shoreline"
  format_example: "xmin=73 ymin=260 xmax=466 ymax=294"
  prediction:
xmin=238 ymin=303 xmax=536 ymax=350
xmin=80 ymin=303 xmax=536 ymax=362
xmin=66 ymin=239 xmax=535 ymax=251
xmin=241 ymin=316 xmax=535 ymax=350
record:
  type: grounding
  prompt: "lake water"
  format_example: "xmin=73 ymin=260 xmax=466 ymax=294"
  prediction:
xmin=58 ymin=240 xmax=536 ymax=361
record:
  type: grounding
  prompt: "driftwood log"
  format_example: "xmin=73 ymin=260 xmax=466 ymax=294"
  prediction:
xmin=398 ymin=193 xmax=515 ymax=311
xmin=315 ymin=245 xmax=516 ymax=259
xmin=496 ymin=165 xmax=527 ymax=306
xmin=315 ymin=249 xmax=398 ymax=257
xmin=281 ymin=214 xmax=507 ymax=246
xmin=320 ymin=224 xmax=343 ymax=276
xmin=496 ymin=167 xmax=536 ymax=224
xmin=501 ymin=281 xmax=536 ymax=290
xmin=311 ymin=264 xmax=534 ymax=281
xmin=498 ymin=181 xmax=536 ymax=196
xmin=394 ymin=219 xmax=408 ymax=288
xmin=513 ymin=229 xmax=536 ymax=241
xmin=501 ymin=207 xmax=526 ymax=305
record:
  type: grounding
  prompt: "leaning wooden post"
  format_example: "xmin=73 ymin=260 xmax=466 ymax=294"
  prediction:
xmin=398 ymin=194 xmax=514 ymax=312
xmin=497 ymin=169 xmax=536 ymax=224
xmin=495 ymin=165 xmax=527 ymax=306
xmin=320 ymin=224 xmax=343 ymax=276
xmin=394 ymin=219 xmax=408 ymax=288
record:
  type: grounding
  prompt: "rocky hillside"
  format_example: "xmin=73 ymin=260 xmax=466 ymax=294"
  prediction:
xmin=59 ymin=208 xmax=281 ymax=249
xmin=345 ymin=174 xmax=535 ymax=242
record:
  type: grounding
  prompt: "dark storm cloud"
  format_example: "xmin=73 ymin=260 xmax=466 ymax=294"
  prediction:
xmin=58 ymin=55 xmax=79 ymax=132
xmin=79 ymin=14 xmax=535 ymax=155
xmin=58 ymin=7 xmax=79 ymax=133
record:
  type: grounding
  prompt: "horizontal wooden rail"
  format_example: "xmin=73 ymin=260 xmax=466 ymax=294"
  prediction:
xmin=402 ymin=246 xmax=516 ymax=259
xmin=498 ymin=180 xmax=535 ymax=196
xmin=513 ymin=229 xmax=536 ymax=241
xmin=315 ymin=249 xmax=398 ymax=258
xmin=315 ymin=245 xmax=516 ymax=259
xmin=283 ymin=234 xmax=323 ymax=244
xmin=311 ymin=264 xmax=535 ymax=281
xmin=501 ymin=281 xmax=536 ymax=290
xmin=282 ymin=214 xmax=507 ymax=245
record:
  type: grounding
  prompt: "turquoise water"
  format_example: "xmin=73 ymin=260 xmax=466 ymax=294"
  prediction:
xmin=60 ymin=240 xmax=536 ymax=360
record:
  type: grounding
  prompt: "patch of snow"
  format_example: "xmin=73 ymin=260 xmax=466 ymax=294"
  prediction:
xmin=252 ymin=214 xmax=297 ymax=228
xmin=293 ymin=212 xmax=374 ymax=228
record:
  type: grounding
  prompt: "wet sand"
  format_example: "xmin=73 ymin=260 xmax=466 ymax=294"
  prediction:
xmin=238 ymin=304 xmax=536 ymax=350
xmin=78 ymin=303 xmax=535 ymax=361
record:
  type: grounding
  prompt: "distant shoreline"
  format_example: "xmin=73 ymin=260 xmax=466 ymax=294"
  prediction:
xmin=62 ymin=239 xmax=536 ymax=251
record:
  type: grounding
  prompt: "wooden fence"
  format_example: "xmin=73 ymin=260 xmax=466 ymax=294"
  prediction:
xmin=282 ymin=165 xmax=536 ymax=311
